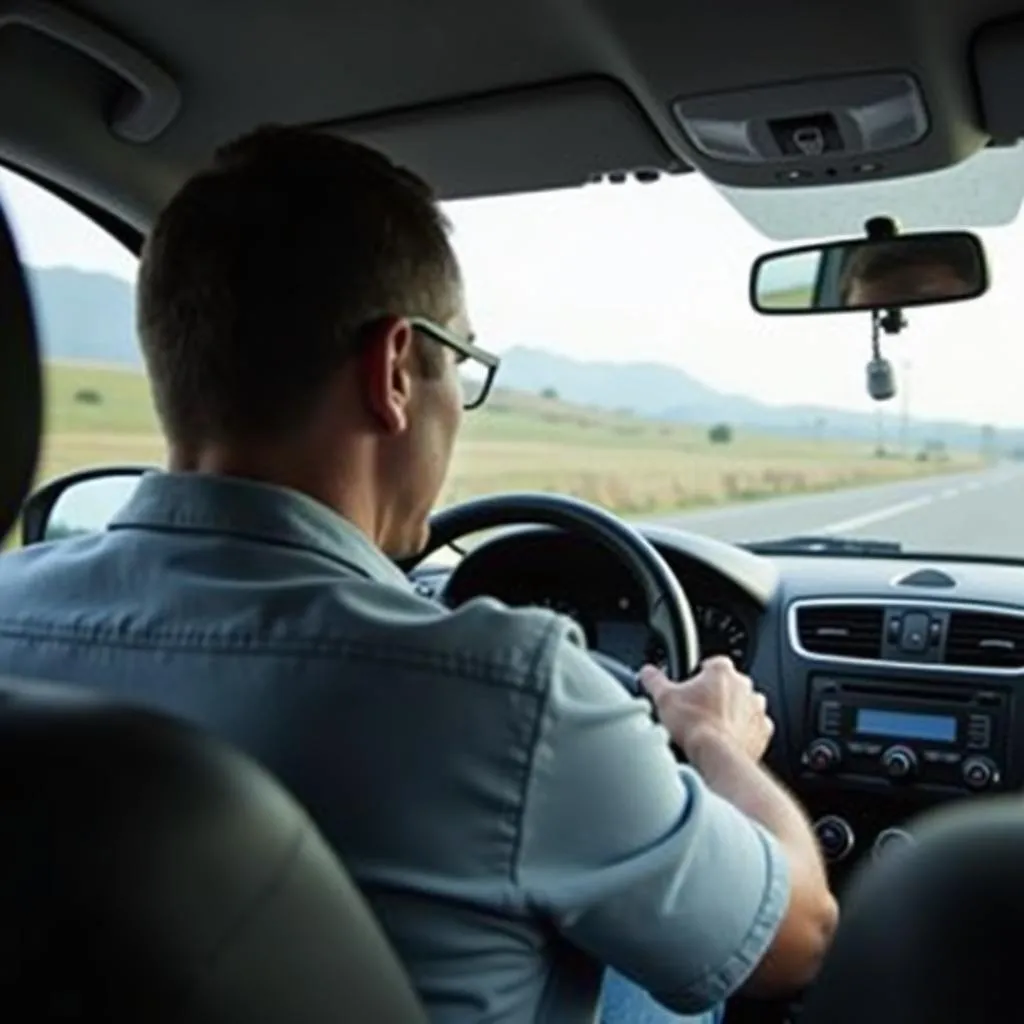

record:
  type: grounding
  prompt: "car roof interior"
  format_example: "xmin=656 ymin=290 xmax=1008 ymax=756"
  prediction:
xmin=4 ymin=0 xmax=1024 ymax=240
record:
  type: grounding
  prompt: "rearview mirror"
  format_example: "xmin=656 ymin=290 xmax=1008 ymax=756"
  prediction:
xmin=750 ymin=231 xmax=988 ymax=314
xmin=22 ymin=466 xmax=151 ymax=545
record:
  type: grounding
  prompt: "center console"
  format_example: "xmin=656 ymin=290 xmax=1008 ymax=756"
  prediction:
xmin=779 ymin=597 xmax=1022 ymax=884
xmin=798 ymin=673 xmax=1009 ymax=868
xmin=729 ymin=591 xmax=1024 ymax=1024
xmin=753 ymin=635 xmax=1018 ymax=1023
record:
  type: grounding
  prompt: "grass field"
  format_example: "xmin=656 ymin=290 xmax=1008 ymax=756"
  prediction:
xmin=33 ymin=361 xmax=979 ymax=519
xmin=756 ymin=284 xmax=815 ymax=310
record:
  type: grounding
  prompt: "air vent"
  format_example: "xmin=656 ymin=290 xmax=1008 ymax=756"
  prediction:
xmin=945 ymin=610 xmax=1024 ymax=670
xmin=796 ymin=604 xmax=884 ymax=659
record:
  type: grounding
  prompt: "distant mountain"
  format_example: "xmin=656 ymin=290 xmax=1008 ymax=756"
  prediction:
xmin=499 ymin=346 xmax=1020 ymax=452
xmin=26 ymin=266 xmax=140 ymax=367
xmin=498 ymin=347 xmax=760 ymax=421
xmin=24 ymin=265 xmax=1018 ymax=452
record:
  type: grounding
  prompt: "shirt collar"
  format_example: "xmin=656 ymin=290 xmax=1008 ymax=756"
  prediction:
xmin=109 ymin=471 xmax=412 ymax=589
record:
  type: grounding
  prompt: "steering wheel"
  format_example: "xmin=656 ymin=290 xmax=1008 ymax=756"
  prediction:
xmin=400 ymin=492 xmax=701 ymax=692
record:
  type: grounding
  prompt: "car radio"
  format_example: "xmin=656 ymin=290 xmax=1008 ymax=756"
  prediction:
xmin=801 ymin=674 xmax=1010 ymax=792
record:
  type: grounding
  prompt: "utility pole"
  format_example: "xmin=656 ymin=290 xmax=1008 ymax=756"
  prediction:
xmin=899 ymin=358 xmax=912 ymax=456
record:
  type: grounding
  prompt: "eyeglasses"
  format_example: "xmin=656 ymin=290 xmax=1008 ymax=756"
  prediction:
xmin=407 ymin=316 xmax=500 ymax=410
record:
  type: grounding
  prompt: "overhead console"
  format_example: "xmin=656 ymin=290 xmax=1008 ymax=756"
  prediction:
xmin=663 ymin=11 xmax=1024 ymax=191
xmin=669 ymin=70 xmax=985 ymax=189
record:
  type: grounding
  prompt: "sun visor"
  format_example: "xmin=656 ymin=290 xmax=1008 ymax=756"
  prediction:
xmin=324 ymin=78 xmax=685 ymax=200
xmin=973 ymin=16 xmax=1024 ymax=143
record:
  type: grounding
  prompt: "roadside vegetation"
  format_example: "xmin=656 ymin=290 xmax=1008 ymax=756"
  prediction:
xmin=37 ymin=361 xmax=981 ymax=519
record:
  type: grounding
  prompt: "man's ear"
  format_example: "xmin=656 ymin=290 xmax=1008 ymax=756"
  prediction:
xmin=360 ymin=317 xmax=416 ymax=435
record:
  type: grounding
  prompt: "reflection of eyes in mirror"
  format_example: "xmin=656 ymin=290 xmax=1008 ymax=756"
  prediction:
xmin=751 ymin=231 xmax=987 ymax=315
xmin=842 ymin=259 xmax=975 ymax=308
xmin=46 ymin=476 xmax=143 ymax=541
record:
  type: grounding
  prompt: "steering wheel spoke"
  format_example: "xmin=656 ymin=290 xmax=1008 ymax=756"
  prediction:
xmin=588 ymin=648 xmax=643 ymax=695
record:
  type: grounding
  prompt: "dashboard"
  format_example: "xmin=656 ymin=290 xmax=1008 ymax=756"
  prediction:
xmin=410 ymin=521 xmax=1024 ymax=898
xmin=441 ymin=527 xmax=762 ymax=671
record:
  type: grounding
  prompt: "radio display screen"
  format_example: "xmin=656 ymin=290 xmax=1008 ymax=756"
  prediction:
xmin=856 ymin=708 xmax=957 ymax=742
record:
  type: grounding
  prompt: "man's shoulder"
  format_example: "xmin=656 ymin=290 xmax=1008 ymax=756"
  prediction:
xmin=0 ymin=535 xmax=99 ymax=586
xmin=0 ymin=534 xmax=122 ymax=613
xmin=448 ymin=596 xmax=586 ymax=691
xmin=0 ymin=532 xmax=588 ymax=698
xmin=347 ymin=581 xmax=584 ymax=696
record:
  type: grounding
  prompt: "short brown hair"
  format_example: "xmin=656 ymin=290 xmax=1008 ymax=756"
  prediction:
xmin=839 ymin=238 xmax=981 ymax=305
xmin=137 ymin=125 xmax=458 ymax=444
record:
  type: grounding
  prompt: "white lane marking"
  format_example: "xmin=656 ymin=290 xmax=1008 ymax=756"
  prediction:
xmin=649 ymin=473 xmax=968 ymax=527
xmin=815 ymin=469 xmax=1017 ymax=534
xmin=818 ymin=495 xmax=936 ymax=534
xmin=649 ymin=468 xmax=1012 ymax=532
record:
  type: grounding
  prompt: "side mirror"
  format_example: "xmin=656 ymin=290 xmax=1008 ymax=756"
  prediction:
xmin=22 ymin=466 xmax=152 ymax=545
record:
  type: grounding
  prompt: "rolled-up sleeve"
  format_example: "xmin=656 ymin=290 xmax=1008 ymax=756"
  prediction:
xmin=514 ymin=634 xmax=790 ymax=1014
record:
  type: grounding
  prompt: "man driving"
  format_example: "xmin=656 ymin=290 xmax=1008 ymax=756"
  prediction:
xmin=839 ymin=238 xmax=981 ymax=308
xmin=0 ymin=127 xmax=836 ymax=1023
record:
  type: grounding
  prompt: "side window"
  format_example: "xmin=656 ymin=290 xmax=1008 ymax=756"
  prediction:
xmin=0 ymin=168 xmax=160 ymax=496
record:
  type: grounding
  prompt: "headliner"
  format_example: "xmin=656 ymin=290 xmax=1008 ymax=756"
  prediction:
xmin=0 ymin=0 xmax=1021 ymax=234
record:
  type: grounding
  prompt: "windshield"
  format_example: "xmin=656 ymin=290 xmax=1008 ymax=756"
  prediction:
xmin=7 ymin=147 xmax=1024 ymax=560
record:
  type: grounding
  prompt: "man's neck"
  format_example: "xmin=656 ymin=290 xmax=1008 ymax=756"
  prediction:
xmin=167 ymin=442 xmax=386 ymax=548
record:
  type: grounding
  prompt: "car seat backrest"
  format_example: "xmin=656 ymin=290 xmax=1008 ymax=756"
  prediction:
xmin=0 ymin=203 xmax=41 ymax=543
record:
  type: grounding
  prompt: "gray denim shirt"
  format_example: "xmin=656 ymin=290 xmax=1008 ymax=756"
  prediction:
xmin=0 ymin=473 xmax=788 ymax=1022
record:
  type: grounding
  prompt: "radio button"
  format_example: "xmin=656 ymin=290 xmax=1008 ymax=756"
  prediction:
xmin=900 ymin=612 xmax=929 ymax=652
xmin=803 ymin=738 xmax=842 ymax=774
xmin=817 ymin=701 xmax=841 ymax=735
xmin=962 ymin=755 xmax=1000 ymax=791
xmin=924 ymin=749 xmax=960 ymax=766
xmin=881 ymin=744 xmax=917 ymax=781
xmin=814 ymin=815 xmax=855 ymax=862
xmin=966 ymin=715 xmax=992 ymax=749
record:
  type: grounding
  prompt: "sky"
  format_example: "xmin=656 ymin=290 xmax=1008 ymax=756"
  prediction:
xmin=2 ymin=152 xmax=1024 ymax=427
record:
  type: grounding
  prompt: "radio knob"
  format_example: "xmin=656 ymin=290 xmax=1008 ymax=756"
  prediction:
xmin=803 ymin=738 xmax=842 ymax=774
xmin=962 ymin=755 xmax=1000 ymax=791
xmin=873 ymin=827 xmax=915 ymax=861
xmin=881 ymin=745 xmax=917 ymax=781
xmin=813 ymin=815 xmax=855 ymax=862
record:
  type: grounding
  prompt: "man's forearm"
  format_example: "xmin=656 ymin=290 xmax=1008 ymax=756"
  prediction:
xmin=687 ymin=730 xmax=826 ymax=881
xmin=687 ymin=728 xmax=838 ymax=994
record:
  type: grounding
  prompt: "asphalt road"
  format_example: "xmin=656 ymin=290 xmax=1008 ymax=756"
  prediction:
xmin=648 ymin=464 xmax=1024 ymax=559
